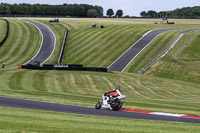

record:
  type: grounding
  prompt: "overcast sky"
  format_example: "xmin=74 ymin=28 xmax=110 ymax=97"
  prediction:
xmin=1 ymin=0 xmax=199 ymax=16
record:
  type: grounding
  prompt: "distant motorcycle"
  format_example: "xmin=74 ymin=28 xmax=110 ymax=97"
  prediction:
xmin=95 ymin=93 xmax=126 ymax=111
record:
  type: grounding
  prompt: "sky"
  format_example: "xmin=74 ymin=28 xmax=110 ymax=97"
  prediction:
xmin=0 ymin=0 xmax=199 ymax=16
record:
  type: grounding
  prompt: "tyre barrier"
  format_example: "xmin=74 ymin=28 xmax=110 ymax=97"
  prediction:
xmin=21 ymin=64 xmax=107 ymax=72
xmin=0 ymin=19 xmax=9 ymax=47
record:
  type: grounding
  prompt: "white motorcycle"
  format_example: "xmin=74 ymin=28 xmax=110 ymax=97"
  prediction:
xmin=95 ymin=93 xmax=126 ymax=111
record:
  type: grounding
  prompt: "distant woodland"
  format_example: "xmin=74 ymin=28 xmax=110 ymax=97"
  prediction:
xmin=0 ymin=3 xmax=103 ymax=17
xmin=140 ymin=6 xmax=200 ymax=18
xmin=0 ymin=3 xmax=200 ymax=18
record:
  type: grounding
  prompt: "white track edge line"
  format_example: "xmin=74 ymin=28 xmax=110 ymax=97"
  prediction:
xmin=34 ymin=20 xmax=56 ymax=65
xmin=107 ymin=30 xmax=153 ymax=69
xmin=22 ymin=20 xmax=44 ymax=65
xmin=121 ymin=28 xmax=186 ymax=72
xmin=121 ymin=31 xmax=164 ymax=72
xmin=21 ymin=19 xmax=56 ymax=65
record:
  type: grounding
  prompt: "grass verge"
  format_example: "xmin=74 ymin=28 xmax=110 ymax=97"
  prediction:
xmin=0 ymin=107 xmax=199 ymax=133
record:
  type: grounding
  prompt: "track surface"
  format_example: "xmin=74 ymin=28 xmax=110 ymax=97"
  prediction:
xmin=108 ymin=28 xmax=185 ymax=72
xmin=0 ymin=96 xmax=200 ymax=123
xmin=22 ymin=19 xmax=55 ymax=65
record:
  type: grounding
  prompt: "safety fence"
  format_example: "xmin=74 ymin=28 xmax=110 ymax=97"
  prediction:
xmin=138 ymin=28 xmax=200 ymax=74
xmin=0 ymin=19 xmax=9 ymax=47
xmin=21 ymin=64 xmax=107 ymax=72
xmin=58 ymin=28 xmax=68 ymax=64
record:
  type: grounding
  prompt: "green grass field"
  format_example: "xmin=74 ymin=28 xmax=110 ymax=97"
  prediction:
xmin=0 ymin=19 xmax=41 ymax=68
xmin=33 ymin=18 xmax=200 ymax=67
xmin=1 ymin=18 xmax=200 ymax=132
xmin=145 ymin=30 xmax=200 ymax=83
xmin=0 ymin=107 xmax=199 ymax=133
xmin=0 ymin=19 xmax=7 ymax=43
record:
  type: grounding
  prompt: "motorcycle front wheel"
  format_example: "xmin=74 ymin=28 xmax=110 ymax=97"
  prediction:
xmin=95 ymin=101 xmax=102 ymax=109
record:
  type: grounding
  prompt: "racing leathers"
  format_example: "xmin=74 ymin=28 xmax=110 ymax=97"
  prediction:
xmin=106 ymin=87 xmax=126 ymax=100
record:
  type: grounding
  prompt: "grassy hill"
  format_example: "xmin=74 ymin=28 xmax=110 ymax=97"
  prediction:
xmin=0 ymin=19 xmax=7 ymax=43
xmin=0 ymin=19 xmax=41 ymax=68
xmin=33 ymin=18 xmax=200 ymax=67
xmin=145 ymin=30 xmax=200 ymax=83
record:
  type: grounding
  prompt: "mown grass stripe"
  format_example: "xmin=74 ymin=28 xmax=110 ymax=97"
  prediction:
xmin=9 ymin=70 xmax=28 ymax=90
xmin=17 ymin=21 xmax=41 ymax=65
xmin=66 ymin=26 xmax=118 ymax=54
xmin=79 ymin=26 xmax=134 ymax=63
xmin=120 ymin=79 xmax=148 ymax=98
xmin=85 ymin=75 xmax=100 ymax=93
xmin=68 ymin=74 xmax=82 ymax=94
xmin=0 ymin=19 xmax=41 ymax=68
xmin=5 ymin=21 xmax=29 ymax=66
xmin=20 ymin=70 xmax=39 ymax=91
xmin=70 ymin=26 xmax=128 ymax=64
xmin=67 ymin=26 xmax=115 ymax=56
xmin=0 ymin=20 xmax=7 ymax=42
xmin=0 ymin=19 xmax=16 ymax=57
xmin=83 ymin=27 xmax=144 ymax=67
xmin=33 ymin=71 xmax=47 ymax=91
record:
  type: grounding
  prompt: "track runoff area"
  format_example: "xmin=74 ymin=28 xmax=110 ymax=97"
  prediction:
xmin=0 ymin=96 xmax=200 ymax=123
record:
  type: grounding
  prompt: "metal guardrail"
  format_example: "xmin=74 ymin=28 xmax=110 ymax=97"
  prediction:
xmin=58 ymin=28 xmax=68 ymax=64
xmin=138 ymin=28 xmax=200 ymax=74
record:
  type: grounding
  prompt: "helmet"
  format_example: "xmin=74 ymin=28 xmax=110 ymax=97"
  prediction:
xmin=116 ymin=86 xmax=120 ymax=90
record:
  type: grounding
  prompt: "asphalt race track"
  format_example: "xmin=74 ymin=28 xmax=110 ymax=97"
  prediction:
xmin=22 ymin=19 xmax=55 ymax=65
xmin=108 ymin=28 xmax=186 ymax=72
xmin=0 ymin=96 xmax=200 ymax=123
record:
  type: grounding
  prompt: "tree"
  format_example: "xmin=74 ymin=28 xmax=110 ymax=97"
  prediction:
xmin=0 ymin=4 xmax=11 ymax=15
xmin=94 ymin=5 xmax=103 ymax=17
xmin=106 ymin=8 xmax=114 ymax=17
xmin=147 ymin=10 xmax=157 ymax=18
xmin=87 ymin=9 xmax=98 ymax=17
xmin=159 ymin=11 xmax=167 ymax=18
xmin=0 ymin=3 xmax=104 ymax=17
xmin=116 ymin=9 xmax=123 ymax=18
xmin=140 ymin=11 xmax=147 ymax=17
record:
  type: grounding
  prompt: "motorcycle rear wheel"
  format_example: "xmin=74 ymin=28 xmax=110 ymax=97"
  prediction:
xmin=111 ymin=102 xmax=123 ymax=111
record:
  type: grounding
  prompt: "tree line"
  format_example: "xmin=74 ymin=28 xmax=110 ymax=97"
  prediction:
xmin=140 ymin=6 xmax=200 ymax=18
xmin=0 ymin=3 xmax=103 ymax=17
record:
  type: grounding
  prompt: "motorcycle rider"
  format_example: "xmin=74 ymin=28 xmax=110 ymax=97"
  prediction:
xmin=105 ymin=86 xmax=126 ymax=101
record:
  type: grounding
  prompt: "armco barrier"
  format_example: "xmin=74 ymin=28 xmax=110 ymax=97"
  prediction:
xmin=58 ymin=28 xmax=68 ymax=64
xmin=0 ymin=19 xmax=9 ymax=47
xmin=22 ymin=64 xmax=107 ymax=72
xmin=138 ymin=28 xmax=200 ymax=74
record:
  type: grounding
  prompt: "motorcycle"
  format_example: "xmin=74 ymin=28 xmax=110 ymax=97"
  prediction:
xmin=95 ymin=93 xmax=126 ymax=111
